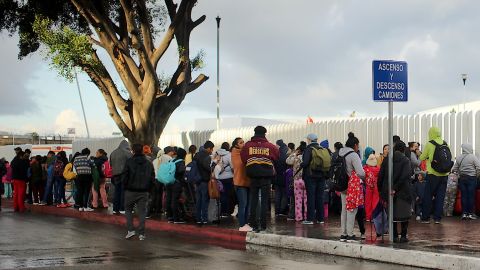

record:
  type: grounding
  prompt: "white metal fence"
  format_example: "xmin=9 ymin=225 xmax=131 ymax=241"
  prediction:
xmin=159 ymin=110 xmax=480 ymax=158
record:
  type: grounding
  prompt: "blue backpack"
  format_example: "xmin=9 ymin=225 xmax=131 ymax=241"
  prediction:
xmin=185 ymin=160 xmax=202 ymax=184
xmin=156 ymin=159 xmax=183 ymax=185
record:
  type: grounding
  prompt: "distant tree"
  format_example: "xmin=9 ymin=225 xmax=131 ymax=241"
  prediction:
xmin=0 ymin=0 xmax=208 ymax=145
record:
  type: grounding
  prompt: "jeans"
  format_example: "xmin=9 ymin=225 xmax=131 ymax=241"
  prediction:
xmin=459 ymin=176 xmax=477 ymax=215
xmin=235 ymin=186 xmax=250 ymax=227
xmin=54 ymin=176 xmax=67 ymax=204
xmin=249 ymin=178 xmax=271 ymax=230
xmin=148 ymin=181 xmax=164 ymax=216
xmin=112 ymin=176 xmax=125 ymax=212
xmin=274 ymin=185 xmax=288 ymax=215
xmin=4 ymin=183 xmax=12 ymax=198
xmin=125 ymin=191 xmax=148 ymax=235
xmin=340 ymin=192 xmax=358 ymax=236
xmin=220 ymin=178 xmax=234 ymax=215
xmin=195 ymin=182 xmax=209 ymax=222
xmin=305 ymin=177 xmax=325 ymax=222
xmin=76 ymin=174 xmax=93 ymax=208
xmin=166 ymin=181 xmax=183 ymax=221
xmin=42 ymin=175 xmax=55 ymax=204
xmin=421 ymin=174 xmax=447 ymax=221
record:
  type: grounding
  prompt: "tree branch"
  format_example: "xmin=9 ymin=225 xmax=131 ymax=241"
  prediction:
xmin=151 ymin=26 xmax=175 ymax=69
xmin=187 ymin=73 xmax=208 ymax=93
xmin=190 ymin=15 xmax=206 ymax=30
xmin=87 ymin=36 xmax=105 ymax=48
xmin=135 ymin=0 xmax=154 ymax=56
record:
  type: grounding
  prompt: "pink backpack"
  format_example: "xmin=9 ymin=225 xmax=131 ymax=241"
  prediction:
xmin=102 ymin=160 xmax=113 ymax=178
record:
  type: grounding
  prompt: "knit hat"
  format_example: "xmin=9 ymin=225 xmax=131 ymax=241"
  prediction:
xmin=254 ymin=126 xmax=267 ymax=136
xmin=276 ymin=139 xmax=284 ymax=146
xmin=366 ymin=154 xmax=377 ymax=167
xmin=320 ymin=139 xmax=329 ymax=149
xmin=306 ymin=133 xmax=318 ymax=142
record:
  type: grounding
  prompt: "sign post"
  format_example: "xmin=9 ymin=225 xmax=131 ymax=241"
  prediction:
xmin=372 ymin=60 xmax=408 ymax=243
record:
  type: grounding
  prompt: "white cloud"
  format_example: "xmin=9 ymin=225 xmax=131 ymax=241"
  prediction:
xmin=399 ymin=35 xmax=440 ymax=60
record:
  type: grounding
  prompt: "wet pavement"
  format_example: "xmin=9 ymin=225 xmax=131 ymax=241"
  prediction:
xmin=0 ymin=209 xmax=422 ymax=270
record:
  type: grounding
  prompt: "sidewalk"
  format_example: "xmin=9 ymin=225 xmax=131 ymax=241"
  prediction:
xmin=3 ymin=198 xmax=480 ymax=269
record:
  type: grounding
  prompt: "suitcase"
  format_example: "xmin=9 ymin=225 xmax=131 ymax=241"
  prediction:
xmin=443 ymin=174 xmax=458 ymax=216
xmin=208 ymin=199 xmax=221 ymax=222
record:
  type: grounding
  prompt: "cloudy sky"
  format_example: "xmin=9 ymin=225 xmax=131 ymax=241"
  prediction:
xmin=1 ymin=0 xmax=479 ymax=137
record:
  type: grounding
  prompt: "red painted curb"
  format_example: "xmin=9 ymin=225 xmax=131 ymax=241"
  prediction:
xmin=29 ymin=205 xmax=247 ymax=249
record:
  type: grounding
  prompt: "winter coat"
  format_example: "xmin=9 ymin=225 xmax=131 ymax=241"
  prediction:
xmin=110 ymin=140 xmax=132 ymax=176
xmin=419 ymin=127 xmax=451 ymax=176
xmin=240 ymin=135 xmax=279 ymax=179
xmin=173 ymin=158 xmax=186 ymax=183
xmin=193 ymin=150 xmax=213 ymax=183
xmin=2 ymin=163 xmax=12 ymax=184
xmin=231 ymin=147 xmax=250 ymax=187
xmin=339 ymin=147 xmax=365 ymax=180
xmin=273 ymin=140 xmax=288 ymax=186
xmin=213 ymin=148 xmax=234 ymax=180
xmin=300 ymin=142 xmax=329 ymax=180
xmin=11 ymin=156 xmax=29 ymax=181
xmin=286 ymin=152 xmax=303 ymax=181
xmin=122 ymin=154 xmax=155 ymax=192
xmin=30 ymin=160 xmax=43 ymax=184
xmin=94 ymin=155 xmax=108 ymax=178
xmin=73 ymin=155 xmax=93 ymax=175
xmin=452 ymin=143 xmax=480 ymax=177
xmin=364 ymin=165 xmax=380 ymax=220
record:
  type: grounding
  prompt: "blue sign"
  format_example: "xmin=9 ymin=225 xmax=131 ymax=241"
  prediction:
xmin=372 ymin=60 xmax=408 ymax=102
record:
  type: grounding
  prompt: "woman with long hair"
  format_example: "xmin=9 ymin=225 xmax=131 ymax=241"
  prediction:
xmin=231 ymin=137 xmax=251 ymax=231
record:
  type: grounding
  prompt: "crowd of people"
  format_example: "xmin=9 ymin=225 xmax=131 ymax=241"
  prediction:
xmin=0 ymin=125 xmax=479 ymax=243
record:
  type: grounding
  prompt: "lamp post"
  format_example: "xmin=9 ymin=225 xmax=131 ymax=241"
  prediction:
xmin=74 ymin=69 xmax=91 ymax=138
xmin=216 ymin=15 xmax=221 ymax=130
xmin=461 ymin=74 xmax=467 ymax=111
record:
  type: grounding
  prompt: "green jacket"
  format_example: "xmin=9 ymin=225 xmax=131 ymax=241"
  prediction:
xmin=419 ymin=127 xmax=450 ymax=176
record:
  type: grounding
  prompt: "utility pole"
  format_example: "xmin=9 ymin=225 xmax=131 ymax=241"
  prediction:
xmin=216 ymin=15 xmax=221 ymax=130
xmin=74 ymin=70 xmax=91 ymax=138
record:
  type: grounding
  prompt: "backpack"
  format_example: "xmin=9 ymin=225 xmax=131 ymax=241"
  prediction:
xmin=102 ymin=160 xmax=113 ymax=178
xmin=53 ymin=159 xmax=64 ymax=177
xmin=310 ymin=146 xmax=332 ymax=176
xmin=185 ymin=160 xmax=202 ymax=184
xmin=63 ymin=163 xmax=77 ymax=181
xmin=430 ymin=140 xmax=454 ymax=173
xmin=92 ymin=164 xmax=101 ymax=191
xmin=330 ymin=151 xmax=354 ymax=192
xmin=157 ymin=159 xmax=182 ymax=185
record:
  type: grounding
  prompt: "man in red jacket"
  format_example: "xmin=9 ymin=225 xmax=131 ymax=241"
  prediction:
xmin=241 ymin=126 xmax=279 ymax=232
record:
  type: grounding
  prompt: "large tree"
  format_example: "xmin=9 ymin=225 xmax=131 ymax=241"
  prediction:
xmin=0 ymin=0 xmax=208 ymax=145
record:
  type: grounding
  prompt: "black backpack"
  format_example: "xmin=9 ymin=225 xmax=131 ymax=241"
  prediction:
xmin=430 ymin=140 xmax=454 ymax=173
xmin=330 ymin=151 xmax=354 ymax=192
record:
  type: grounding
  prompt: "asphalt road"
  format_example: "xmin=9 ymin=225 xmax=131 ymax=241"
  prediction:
xmin=0 ymin=209 xmax=421 ymax=270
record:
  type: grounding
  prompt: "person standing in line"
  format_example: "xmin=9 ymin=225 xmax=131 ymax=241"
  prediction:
xmin=11 ymin=151 xmax=30 ymax=213
xmin=419 ymin=127 xmax=452 ymax=224
xmin=123 ymin=144 xmax=155 ymax=241
xmin=214 ymin=142 xmax=234 ymax=217
xmin=274 ymin=139 xmax=289 ymax=216
xmin=92 ymin=149 xmax=109 ymax=209
xmin=194 ymin=141 xmax=215 ymax=224
xmin=286 ymin=144 xmax=307 ymax=222
xmin=452 ymin=143 xmax=480 ymax=220
xmin=152 ymin=146 xmax=175 ymax=220
xmin=185 ymin=145 xmax=197 ymax=166
xmin=2 ymin=160 xmax=12 ymax=199
xmin=339 ymin=132 xmax=365 ymax=243
xmin=30 ymin=155 xmax=44 ymax=205
xmin=231 ymin=138 xmax=251 ymax=231
xmin=73 ymin=148 xmax=95 ymax=212
xmin=169 ymin=148 xmax=187 ymax=224
xmin=110 ymin=140 xmax=132 ymax=215
xmin=241 ymin=126 xmax=279 ymax=233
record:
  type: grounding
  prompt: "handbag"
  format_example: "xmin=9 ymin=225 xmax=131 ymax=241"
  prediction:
xmin=208 ymin=174 xmax=220 ymax=199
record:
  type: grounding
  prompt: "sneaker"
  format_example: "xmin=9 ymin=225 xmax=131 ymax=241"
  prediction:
xmin=196 ymin=221 xmax=202 ymax=225
xmin=145 ymin=216 xmax=151 ymax=219
xmin=78 ymin=208 xmax=84 ymax=212
xmin=347 ymin=235 xmax=358 ymax=243
xmin=393 ymin=237 xmax=400 ymax=243
xmin=416 ymin=216 xmax=421 ymax=221
xmin=239 ymin=225 xmax=253 ymax=232
xmin=399 ymin=237 xmax=409 ymax=243
xmin=434 ymin=220 xmax=441 ymax=224
xmin=174 ymin=220 xmax=186 ymax=224
xmin=83 ymin=207 xmax=94 ymax=212
xmin=139 ymin=235 xmax=146 ymax=241
xmin=125 ymin=231 xmax=136 ymax=239
xmin=340 ymin=235 xmax=348 ymax=242
xmin=317 ymin=220 xmax=325 ymax=224
xmin=202 ymin=221 xmax=208 ymax=224
xmin=302 ymin=220 xmax=314 ymax=225
xmin=420 ymin=220 xmax=430 ymax=224
xmin=360 ymin=234 xmax=366 ymax=240
xmin=461 ymin=214 xmax=468 ymax=220
xmin=33 ymin=202 xmax=39 ymax=205
xmin=167 ymin=218 xmax=174 ymax=223
xmin=468 ymin=214 xmax=478 ymax=220
xmin=119 ymin=211 xmax=126 ymax=215
xmin=287 ymin=217 xmax=295 ymax=221
xmin=38 ymin=202 xmax=47 ymax=206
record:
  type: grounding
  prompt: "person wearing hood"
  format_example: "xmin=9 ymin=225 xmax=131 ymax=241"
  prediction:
xmin=320 ymin=140 xmax=332 ymax=155
xmin=11 ymin=150 xmax=30 ymax=212
xmin=231 ymin=138 xmax=251 ymax=231
xmin=167 ymin=148 xmax=187 ymax=224
xmin=274 ymin=139 xmax=289 ymax=216
xmin=241 ymin=126 xmax=279 ymax=232
xmin=110 ymin=140 xmax=132 ymax=214
xmin=379 ymin=141 xmax=412 ymax=243
xmin=300 ymin=134 xmax=330 ymax=225
xmin=53 ymin=151 xmax=69 ymax=207
xmin=185 ymin=145 xmax=197 ymax=166
xmin=194 ymin=141 xmax=215 ymax=224
xmin=91 ymin=149 xmax=109 ymax=209
xmin=419 ymin=127 xmax=451 ymax=224
xmin=452 ymin=143 xmax=480 ymax=220
xmin=122 ymin=143 xmax=155 ymax=241
xmin=213 ymin=142 xmax=234 ymax=217
xmin=150 ymin=146 xmax=175 ymax=220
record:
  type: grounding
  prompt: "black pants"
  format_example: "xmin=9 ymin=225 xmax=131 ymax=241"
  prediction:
xmin=393 ymin=221 xmax=409 ymax=238
xmin=166 ymin=181 xmax=183 ymax=221
xmin=249 ymin=178 xmax=272 ymax=230
xmin=148 ymin=181 xmax=164 ymax=216
xmin=76 ymin=174 xmax=93 ymax=208
xmin=356 ymin=207 xmax=366 ymax=234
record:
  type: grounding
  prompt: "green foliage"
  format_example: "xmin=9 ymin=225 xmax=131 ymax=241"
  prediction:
xmin=191 ymin=49 xmax=205 ymax=72
xmin=32 ymin=16 xmax=98 ymax=81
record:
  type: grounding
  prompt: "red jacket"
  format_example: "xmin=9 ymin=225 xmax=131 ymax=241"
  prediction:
xmin=241 ymin=136 xmax=279 ymax=179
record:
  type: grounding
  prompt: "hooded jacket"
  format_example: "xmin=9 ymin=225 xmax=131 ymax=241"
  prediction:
xmin=122 ymin=154 xmax=155 ymax=192
xmin=194 ymin=149 xmax=213 ymax=183
xmin=231 ymin=147 xmax=250 ymax=187
xmin=241 ymin=136 xmax=279 ymax=179
xmin=110 ymin=140 xmax=132 ymax=176
xmin=11 ymin=156 xmax=29 ymax=181
xmin=300 ymin=142 xmax=329 ymax=180
xmin=153 ymin=151 xmax=173 ymax=175
xmin=419 ymin=127 xmax=451 ymax=176
xmin=339 ymin=147 xmax=365 ymax=180
xmin=213 ymin=148 xmax=233 ymax=180
xmin=379 ymin=151 xmax=412 ymax=203
xmin=452 ymin=143 xmax=480 ymax=177
xmin=273 ymin=139 xmax=288 ymax=186
xmin=94 ymin=155 xmax=108 ymax=178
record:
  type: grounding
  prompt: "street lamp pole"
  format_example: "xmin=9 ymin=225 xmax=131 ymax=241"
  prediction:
xmin=74 ymin=69 xmax=91 ymax=138
xmin=216 ymin=15 xmax=221 ymax=130
xmin=462 ymin=74 xmax=467 ymax=111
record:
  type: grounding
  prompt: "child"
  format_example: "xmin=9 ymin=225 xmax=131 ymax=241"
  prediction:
xmin=2 ymin=161 xmax=13 ymax=199
xmin=415 ymin=172 xmax=426 ymax=221
xmin=364 ymin=154 xmax=380 ymax=222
